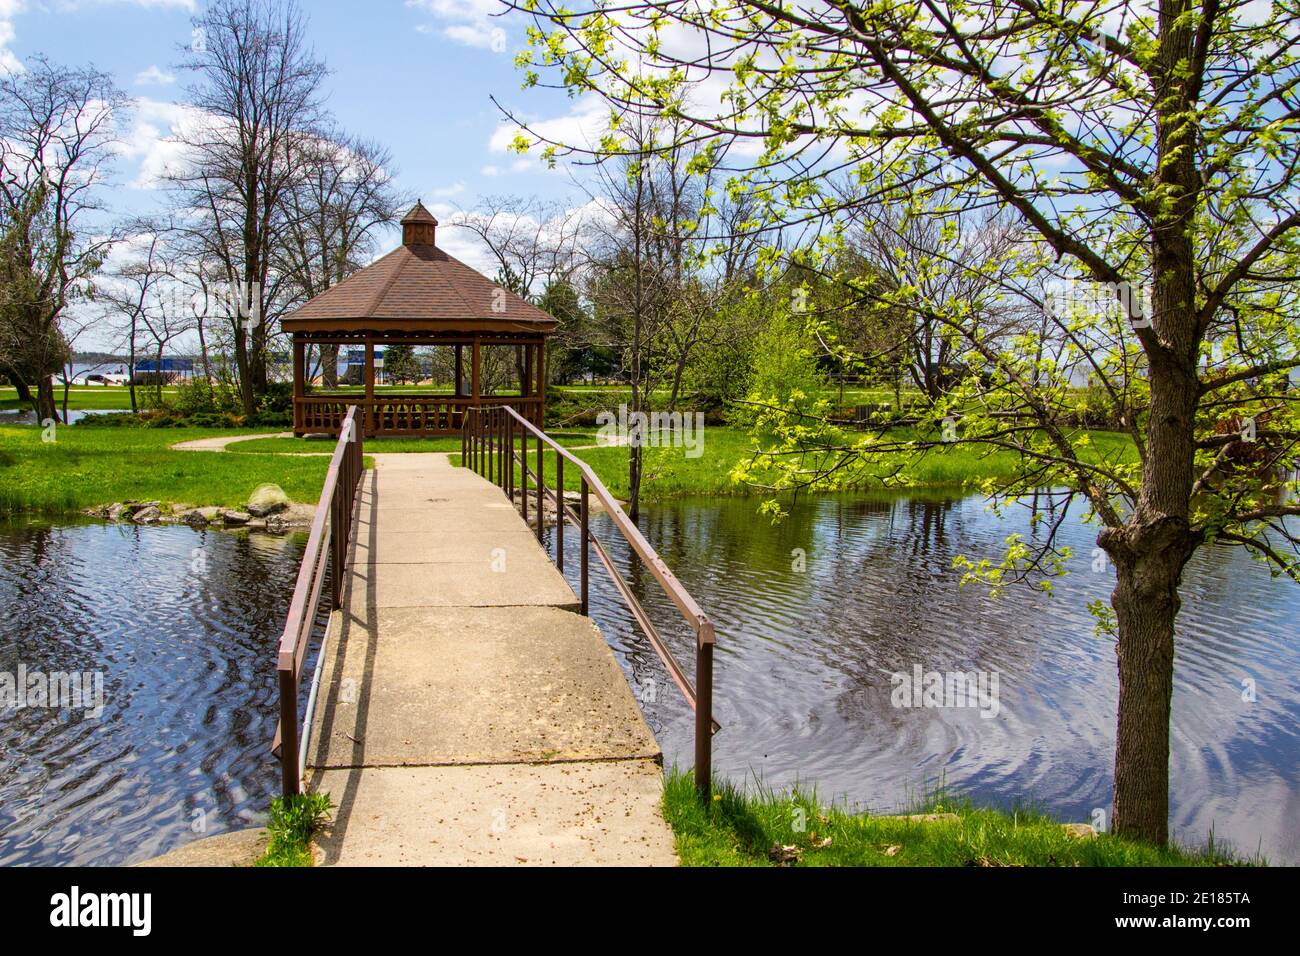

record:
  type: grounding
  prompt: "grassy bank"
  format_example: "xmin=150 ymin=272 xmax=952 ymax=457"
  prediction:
xmin=0 ymin=426 xmax=336 ymax=515
xmin=0 ymin=385 xmax=178 ymax=412
xmin=450 ymin=426 xmax=1136 ymax=501
xmin=228 ymin=429 xmax=598 ymax=455
xmin=662 ymin=771 xmax=1249 ymax=867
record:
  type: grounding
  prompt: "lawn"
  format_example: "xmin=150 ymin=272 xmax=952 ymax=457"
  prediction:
xmin=453 ymin=426 xmax=1137 ymax=501
xmin=0 ymin=425 xmax=338 ymax=515
xmin=228 ymin=429 xmax=598 ymax=455
xmin=0 ymin=385 xmax=178 ymax=412
xmin=661 ymin=771 xmax=1252 ymax=867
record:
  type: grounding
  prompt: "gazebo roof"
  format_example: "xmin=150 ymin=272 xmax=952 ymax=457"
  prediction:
xmin=281 ymin=201 xmax=557 ymax=336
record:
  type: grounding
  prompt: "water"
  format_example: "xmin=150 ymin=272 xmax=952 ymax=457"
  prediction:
xmin=2 ymin=492 xmax=1295 ymax=865
xmin=0 ymin=519 xmax=308 ymax=866
xmin=549 ymin=491 xmax=1300 ymax=864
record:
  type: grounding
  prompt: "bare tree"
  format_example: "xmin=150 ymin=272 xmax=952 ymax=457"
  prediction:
xmin=0 ymin=57 xmax=125 ymax=423
xmin=277 ymin=130 xmax=405 ymax=387
xmin=169 ymin=0 xmax=327 ymax=415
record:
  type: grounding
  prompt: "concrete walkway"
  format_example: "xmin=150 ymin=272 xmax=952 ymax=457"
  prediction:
xmin=170 ymin=431 xmax=293 ymax=452
xmin=304 ymin=452 xmax=677 ymax=866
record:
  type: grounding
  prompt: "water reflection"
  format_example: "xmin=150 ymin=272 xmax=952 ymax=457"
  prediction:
xmin=0 ymin=519 xmax=306 ymax=866
xmin=550 ymin=491 xmax=1300 ymax=863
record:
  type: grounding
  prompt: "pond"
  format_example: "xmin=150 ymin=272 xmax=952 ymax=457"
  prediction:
xmin=0 ymin=519 xmax=307 ymax=866
xmin=2 ymin=489 xmax=1295 ymax=865
xmin=553 ymin=491 xmax=1300 ymax=865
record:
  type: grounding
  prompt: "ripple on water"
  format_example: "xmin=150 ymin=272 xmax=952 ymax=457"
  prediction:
xmin=0 ymin=519 xmax=309 ymax=866
xmin=547 ymin=491 xmax=1300 ymax=864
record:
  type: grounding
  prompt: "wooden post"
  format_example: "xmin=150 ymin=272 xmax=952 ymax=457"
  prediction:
xmin=364 ymin=337 xmax=375 ymax=437
xmin=292 ymin=337 xmax=305 ymax=435
xmin=471 ymin=338 xmax=481 ymax=405
xmin=536 ymin=338 xmax=547 ymax=430
xmin=521 ymin=343 xmax=532 ymax=403
xmin=455 ymin=344 xmax=463 ymax=397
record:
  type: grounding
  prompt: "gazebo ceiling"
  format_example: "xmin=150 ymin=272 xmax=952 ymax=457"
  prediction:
xmin=281 ymin=201 xmax=557 ymax=336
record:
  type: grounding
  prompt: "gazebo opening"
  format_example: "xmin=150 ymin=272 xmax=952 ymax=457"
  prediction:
xmin=282 ymin=201 xmax=556 ymax=437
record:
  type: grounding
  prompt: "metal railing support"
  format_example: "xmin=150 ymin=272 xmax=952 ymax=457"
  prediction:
xmin=461 ymin=405 xmax=720 ymax=799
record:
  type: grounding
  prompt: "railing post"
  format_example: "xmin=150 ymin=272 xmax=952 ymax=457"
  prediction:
xmin=498 ymin=410 xmax=506 ymax=490
xmin=279 ymin=669 xmax=299 ymax=798
xmin=535 ymin=430 xmax=544 ymax=543
xmin=694 ymin=639 xmax=713 ymax=798
xmin=506 ymin=415 xmax=514 ymax=502
xmin=555 ymin=453 xmax=564 ymax=572
xmin=580 ymin=476 xmax=589 ymax=616
xmin=521 ymin=426 xmax=529 ymax=525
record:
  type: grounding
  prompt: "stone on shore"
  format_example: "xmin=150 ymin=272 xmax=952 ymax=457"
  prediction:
xmin=247 ymin=483 xmax=290 ymax=517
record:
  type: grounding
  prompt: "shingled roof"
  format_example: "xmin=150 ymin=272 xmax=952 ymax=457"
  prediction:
xmin=281 ymin=202 xmax=557 ymax=335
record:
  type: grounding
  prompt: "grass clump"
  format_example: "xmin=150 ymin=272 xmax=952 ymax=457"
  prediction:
xmin=661 ymin=770 xmax=1253 ymax=867
xmin=255 ymin=792 xmax=333 ymax=867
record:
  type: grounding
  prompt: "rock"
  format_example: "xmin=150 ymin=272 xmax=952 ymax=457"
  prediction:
xmin=106 ymin=502 xmax=128 ymax=521
xmin=197 ymin=507 xmax=223 ymax=522
xmin=221 ymin=510 xmax=251 ymax=526
xmin=132 ymin=505 xmax=162 ymax=524
xmin=246 ymin=483 xmax=290 ymax=517
xmin=1061 ymin=823 xmax=1099 ymax=839
xmin=180 ymin=510 xmax=209 ymax=528
xmin=265 ymin=513 xmax=287 ymax=533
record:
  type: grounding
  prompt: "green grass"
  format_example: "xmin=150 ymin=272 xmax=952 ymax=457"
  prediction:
xmin=452 ymin=426 xmax=1137 ymax=502
xmin=0 ymin=385 xmax=178 ymax=412
xmin=662 ymin=771 xmax=1253 ymax=867
xmin=254 ymin=792 xmax=332 ymax=868
xmin=0 ymin=425 xmax=338 ymax=515
xmin=230 ymin=430 xmax=598 ymax=456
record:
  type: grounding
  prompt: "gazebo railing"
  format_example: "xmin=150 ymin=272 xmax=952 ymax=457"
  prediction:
xmin=271 ymin=405 xmax=364 ymax=796
xmin=462 ymin=404 xmax=719 ymax=796
xmin=296 ymin=395 xmax=541 ymax=437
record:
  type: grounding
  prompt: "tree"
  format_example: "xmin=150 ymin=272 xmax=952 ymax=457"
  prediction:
xmin=0 ymin=57 xmax=124 ymax=423
xmin=510 ymin=0 xmax=1300 ymax=846
xmin=383 ymin=344 xmax=419 ymax=385
xmin=98 ymin=227 xmax=196 ymax=406
xmin=278 ymin=131 xmax=405 ymax=387
xmin=170 ymin=0 xmax=327 ymax=416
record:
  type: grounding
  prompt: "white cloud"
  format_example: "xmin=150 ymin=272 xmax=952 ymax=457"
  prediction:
xmin=114 ymin=97 xmax=210 ymax=189
xmin=407 ymin=0 xmax=507 ymax=52
xmin=134 ymin=64 xmax=175 ymax=86
xmin=0 ymin=0 xmax=25 ymax=74
xmin=431 ymin=180 xmax=465 ymax=197
xmin=488 ymin=94 xmax=608 ymax=156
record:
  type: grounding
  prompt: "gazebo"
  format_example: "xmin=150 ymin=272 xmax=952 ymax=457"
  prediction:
xmin=282 ymin=201 xmax=557 ymax=438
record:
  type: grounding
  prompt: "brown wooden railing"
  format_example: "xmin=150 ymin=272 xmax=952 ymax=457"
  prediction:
xmin=271 ymin=404 xmax=364 ymax=797
xmin=463 ymin=405 xmax=719 ymax=796
xmin=296 ymin=395 xmax=541 ymax=437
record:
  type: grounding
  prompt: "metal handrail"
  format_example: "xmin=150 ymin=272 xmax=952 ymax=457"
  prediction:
xmin=271 ymin=404 xmax=364 ymax=797
xmin=462 ymin=405 xmax=718 ymax=796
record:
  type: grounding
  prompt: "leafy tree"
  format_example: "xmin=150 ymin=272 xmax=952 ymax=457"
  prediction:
xmin=509 ymin=0 xmax=1300 ymax=846
xmin=383 ymin=344 xmax=419 ymax=385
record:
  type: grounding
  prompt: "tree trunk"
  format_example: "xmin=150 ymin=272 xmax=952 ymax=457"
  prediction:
xmin=320 ymin=343 xmax=338 ymax=389
xmin=35 ymin=376 xmax=58 ymax=423
xmin=1104 ymin=522 xmax=1196 ymax=847
xmin=4 ymin=370 xmax=31 ymax=403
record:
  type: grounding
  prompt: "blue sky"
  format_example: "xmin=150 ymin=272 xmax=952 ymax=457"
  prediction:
xmin=1 ymin=0 xmax=590 ymax=267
